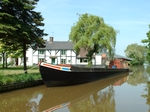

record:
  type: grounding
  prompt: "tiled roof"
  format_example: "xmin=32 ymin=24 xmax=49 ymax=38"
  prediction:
xmin=38 ymin=41 xmax=74 ymax=50
xmin=77 ymin=48 xmax=95 ymax=58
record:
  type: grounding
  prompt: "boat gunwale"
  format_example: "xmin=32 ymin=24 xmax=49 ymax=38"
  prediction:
xmin=40 ymin=62 xmax=129 ymax=72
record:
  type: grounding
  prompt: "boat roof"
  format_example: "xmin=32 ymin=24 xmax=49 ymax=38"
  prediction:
xmin=97 ymin=53 xmax=133 ymax=61
xmin=114 ymin=54 xmax=133 ymax=61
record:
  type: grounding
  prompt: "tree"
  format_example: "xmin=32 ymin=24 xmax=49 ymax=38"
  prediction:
xmin=0 ymin=42 xmax=7 ymax=68
xmin=124 ymin=43 xmax=148 ymax=65
xmin=141 ymin=24 xmax=150 ymax=63
xmin=69 ymin=13 xmax=117 ymax=66
xmin=0 ymin=40 xmax=24 ymax=67
xmin=0 ymin=0 xmax=47 ymax=73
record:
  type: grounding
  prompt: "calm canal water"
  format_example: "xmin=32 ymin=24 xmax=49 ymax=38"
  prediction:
xmin=0 ymin=65 xmax=150 ymax=112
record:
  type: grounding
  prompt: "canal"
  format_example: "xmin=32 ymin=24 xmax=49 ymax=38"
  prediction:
xmin=0 ymin=65 xmax=150 ymax=112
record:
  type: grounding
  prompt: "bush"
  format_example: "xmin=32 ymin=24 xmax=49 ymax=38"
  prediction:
xmin=0 ymin=75 xmax=7 ymax=85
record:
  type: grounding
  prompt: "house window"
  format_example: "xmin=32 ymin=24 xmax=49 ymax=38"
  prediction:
xmin=39 ymin=50 xmax=45 ymax=54
xmin=61 ymin=59 xmax=66 ymax=64
xmin=61 ymin=50 xmax=66 ymax=55
xmin=39 ymin=58 xmax=44 ymax=62
xmin=68 ymin=60 xmax=71 ymax=63
xmin=80 ymin=58 xmax=88 ymax=63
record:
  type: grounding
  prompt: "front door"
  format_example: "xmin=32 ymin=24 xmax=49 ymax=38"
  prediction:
xmin=52 ymin=58 xmax=55 ymax=64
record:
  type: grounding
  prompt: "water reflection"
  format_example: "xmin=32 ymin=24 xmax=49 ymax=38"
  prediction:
xmin=27 ymin=93 xmax=43 ymax=112
xmin=2 ymin=66 xmax=150 ymax=111
xmin=139 ymin=65 xmax=150 ymax=111
xmin=40 ymin=73 xmax=128 ymax=112
xmin=67 ymin=86 xmax=116 ymax=112
xmin=0 ymin=72 xmax=128 ymax=112
xmin=129 ymin=65 xmax=150 ymax=112
xmin=128 ymin=65 xmax=150 ymax=86
xmin=0 ymin=87 xmax=44 ymax=112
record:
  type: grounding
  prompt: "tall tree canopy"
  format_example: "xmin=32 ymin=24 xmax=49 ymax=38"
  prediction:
xmin=0 ymin=0 xmax=47 ymax=73
xmin=69 ymin=13 xmax=117 ymax=66
xmin=141 ymin=24 xmax=150 ymax=63
xmin=124 ymin=43 xmax=148 ymax=65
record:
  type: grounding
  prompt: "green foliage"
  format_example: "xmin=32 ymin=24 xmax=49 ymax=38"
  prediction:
xmin=0 ymin=64 xmax=2 ymax=68
xmin=5 ymin=76 xmax=15 ymax=84
xmin=0 ymin=0 xmax=47 ymax=72
xmin=69 ymin=13 xmax=117 ymax=66
xmin=124 ymin=43 xmax=148 ymax=65
xmin=0 ymin=75 xmax=6 ymax=85
xmin=0 ymin=73 xmax=42 ymax=85
xmin=141 ymin=24 xmax=150 ymax=63
xmin=7 ymin=61 xmax=14 ymax=66
xmin=142 ymin=25 xmax=150 ymax=45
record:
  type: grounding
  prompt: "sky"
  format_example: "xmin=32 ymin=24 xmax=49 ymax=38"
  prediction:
xmin=35 ymin=0 xmax=150 ymax=56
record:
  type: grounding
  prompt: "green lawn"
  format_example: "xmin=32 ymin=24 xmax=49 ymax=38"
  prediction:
xmin=0 ymin=66 xmax=39 ymax=75
xmin=0 ymin=66 xmax=42 ymax=85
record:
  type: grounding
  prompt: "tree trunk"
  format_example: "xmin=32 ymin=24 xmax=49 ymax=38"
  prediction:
xmin=5 ymin=53 xmax=7 ymax=68
xmin=2 ymin=51 xmax=5 ymax=68
xmin=87 ymin=50 xmax=94 ymax=67
xmin=87 ymin=57 xmax=92 ymax=67
xmin=16 ymin=58 xmax=18 ymax=66
xmin=23 ymin=41 xmax=27 ymax=74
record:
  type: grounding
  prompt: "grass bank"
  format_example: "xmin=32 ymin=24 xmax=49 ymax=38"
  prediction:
xmin=0 ymin=66 xmax=39 ymax=75
xmin=0 ymin=66 xmax=43 ymax=91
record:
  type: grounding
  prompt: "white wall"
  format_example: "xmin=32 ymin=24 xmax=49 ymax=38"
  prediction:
xmin=31 ymin=49 xmax=77 ymax=65
xmin=95 ymin=55 xmax=102 ymax=65
xmin=17 ymin=49 xmax=103 ymax=66
xmin=26 ymin=48 xmax=33 ymax=66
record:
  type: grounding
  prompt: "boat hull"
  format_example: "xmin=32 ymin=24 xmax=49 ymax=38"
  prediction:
xmin=39 ymin=64 xmax=129 ymax=87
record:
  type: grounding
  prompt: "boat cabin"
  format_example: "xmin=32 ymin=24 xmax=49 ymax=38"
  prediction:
xmin=109 ymin=59 xmax=128 ymax=69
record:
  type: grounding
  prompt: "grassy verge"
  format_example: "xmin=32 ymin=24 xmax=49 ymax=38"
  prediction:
xmin=0 ymin=66 xmax=42 ymax=85
xmin=0 ymin=73 xmax=42 ymax=85
xmin=0 ymin=66 xmax=39 ymax=75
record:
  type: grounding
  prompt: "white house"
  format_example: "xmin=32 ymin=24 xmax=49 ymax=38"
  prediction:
xmin=0 ymin=37 xmax=132 ymax=66
xmin=25 ymin=37 xmax=102 ymax=66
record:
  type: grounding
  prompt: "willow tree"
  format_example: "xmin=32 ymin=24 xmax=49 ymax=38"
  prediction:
xmin=69 ymin=13 xmax=117 ymax=66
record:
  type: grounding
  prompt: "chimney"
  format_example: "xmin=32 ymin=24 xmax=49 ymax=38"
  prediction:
xmin=49 ymin=37 xmax=53 ymax=43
